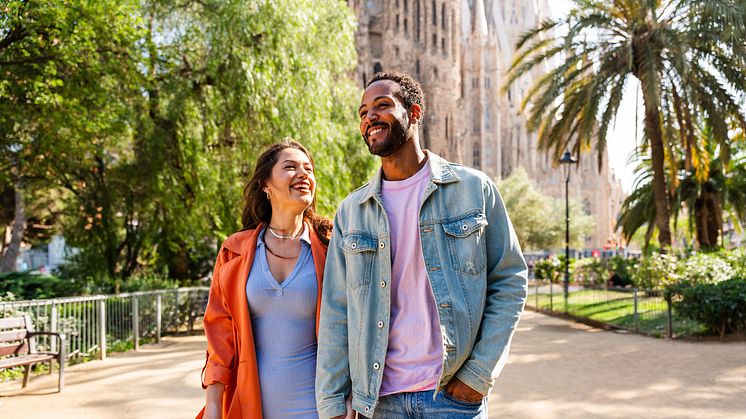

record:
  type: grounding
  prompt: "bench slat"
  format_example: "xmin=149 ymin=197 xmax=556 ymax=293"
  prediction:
xmin=0 ymin=354 xmax=55 ymax=369
xmin=0 ymin=329 xmax=28 ymax=343
xmin=0 ymin=342 xmax=29 ymax=356
xmin=0 ymin=317 xmax=27 ymax=329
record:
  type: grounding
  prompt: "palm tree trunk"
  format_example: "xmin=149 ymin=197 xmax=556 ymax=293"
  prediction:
xmin=641 ymin=90 xmax=673 ymax=249
xmin=0 ymin=181 xmax=26 ymax=272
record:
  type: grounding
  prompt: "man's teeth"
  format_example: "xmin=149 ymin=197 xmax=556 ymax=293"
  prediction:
xmin=370 ymin=128 xmax=383 ymax=135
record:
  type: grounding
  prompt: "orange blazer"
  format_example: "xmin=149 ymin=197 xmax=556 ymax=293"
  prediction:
xmin=197 ymin=224 xmax=328 ymax=419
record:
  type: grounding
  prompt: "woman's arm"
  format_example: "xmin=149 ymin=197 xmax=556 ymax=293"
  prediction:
xmin=204 ymin=382 xmax=225 ymax=419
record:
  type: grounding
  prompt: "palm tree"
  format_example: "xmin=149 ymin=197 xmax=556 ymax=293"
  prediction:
xmin=619 ymin=124 xmax=746 ymax=250
xmin=506 ymin=0 xmax=746 ymax=249
xmin=617 ymin=158 xmax=657 ymax=252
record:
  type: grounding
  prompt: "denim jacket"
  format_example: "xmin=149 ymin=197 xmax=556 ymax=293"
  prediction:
xmin=316 ymin=152 xmax=527 ymax=418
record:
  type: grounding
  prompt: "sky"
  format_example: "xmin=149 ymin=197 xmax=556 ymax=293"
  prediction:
xmin=549 ymin=0 xmax=642 ymax=193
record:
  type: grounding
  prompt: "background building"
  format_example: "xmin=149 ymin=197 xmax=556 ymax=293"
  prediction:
xmin=348 ymin=0 xmax=625 ymax=249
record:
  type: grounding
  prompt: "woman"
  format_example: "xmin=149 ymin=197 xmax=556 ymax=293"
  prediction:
xmin=199 ymin=139 xmax=332 ymax=419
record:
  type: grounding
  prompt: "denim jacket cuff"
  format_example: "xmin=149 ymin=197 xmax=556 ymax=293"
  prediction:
xmin=317 ymin=395 xmax=347 ymax=419
xmin=454 ymin=359 xmax=495 ymax=396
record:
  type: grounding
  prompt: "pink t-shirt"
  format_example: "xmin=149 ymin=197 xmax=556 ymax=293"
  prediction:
xmin=379 ymin=162 xmax=443 ymax=396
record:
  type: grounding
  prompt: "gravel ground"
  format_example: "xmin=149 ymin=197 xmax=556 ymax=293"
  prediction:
xmin=1 ymin=310 xmax=744 ymax=418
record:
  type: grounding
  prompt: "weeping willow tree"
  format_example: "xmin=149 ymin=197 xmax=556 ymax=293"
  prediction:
xmin=506 ymin=0 xmax=746 ymax=250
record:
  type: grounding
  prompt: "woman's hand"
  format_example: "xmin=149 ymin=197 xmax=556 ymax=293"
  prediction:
xmin=331 ymin=397 xmax=355 ymax=419
xmin=204 ymin=382 xmax=225 ymax=419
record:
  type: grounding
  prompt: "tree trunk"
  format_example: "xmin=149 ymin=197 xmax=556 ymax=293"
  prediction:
xmin=695 ymin=186 xmax=721 ymax=249
xmin=641 ymin=89 xmax=673 ymax=249
xmin=0 ymin=182 xmax=26 ymax=272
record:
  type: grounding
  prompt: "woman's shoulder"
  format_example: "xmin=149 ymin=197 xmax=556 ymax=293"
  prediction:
xmin=221 ymin=228 xmax=261 ymax=256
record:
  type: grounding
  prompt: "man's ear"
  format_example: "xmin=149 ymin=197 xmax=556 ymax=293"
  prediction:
xmin=409 ymin=103 xmax=422 ymax=124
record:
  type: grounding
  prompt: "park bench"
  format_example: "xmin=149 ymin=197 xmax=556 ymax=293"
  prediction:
xmin=0 ymin=315 xmax=66 ymax=392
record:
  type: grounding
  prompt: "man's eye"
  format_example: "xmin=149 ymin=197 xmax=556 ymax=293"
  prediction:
xmin=359 ymin=112 xmax=367 ymax=119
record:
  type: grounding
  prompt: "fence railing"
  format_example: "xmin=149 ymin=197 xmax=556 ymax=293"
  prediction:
xmin=0 ymin=287 xmax=209 ymax=361
xmin=526 ymin=280 xmax=702 ymax=338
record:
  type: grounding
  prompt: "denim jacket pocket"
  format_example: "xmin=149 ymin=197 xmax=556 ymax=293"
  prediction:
xmin=443 ymin=212 xmax=488 ymax=276
xmin=339 ymin=232 xmax=377 ymax=290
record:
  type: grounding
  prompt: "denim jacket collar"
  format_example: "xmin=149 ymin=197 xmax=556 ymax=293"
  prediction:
xmin=358 ymin=150 xmax=460 ymax=204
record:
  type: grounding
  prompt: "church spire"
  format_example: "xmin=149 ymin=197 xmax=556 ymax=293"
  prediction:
xmin=471 ymin=0 xmax=488 ymax=36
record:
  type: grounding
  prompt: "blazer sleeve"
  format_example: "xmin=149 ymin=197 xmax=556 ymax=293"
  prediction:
xmin=201 ymin=246 xmax=237 ymax=388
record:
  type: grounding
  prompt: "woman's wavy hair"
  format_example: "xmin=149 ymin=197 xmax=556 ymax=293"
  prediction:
xmin=241 ymin=138 xmax=332 ymax=244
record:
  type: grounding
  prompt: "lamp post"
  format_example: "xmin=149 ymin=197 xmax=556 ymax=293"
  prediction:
xmin=559 ymin=151 xmax=577 ymax=312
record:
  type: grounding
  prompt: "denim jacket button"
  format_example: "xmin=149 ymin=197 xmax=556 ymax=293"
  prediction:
xmin=379 ymin=242 xmax=385 ymax=249
xmin=380 ymin=281 xmax=386 ymax=288
xmin=377 ymin=321 xmax=384 ymax=328
xmin=351 ymin=242 xmax=357 ymax=249
xmin=462 ymin=224 xmax=468 ymax=231
xmin=373 ymin=362 xmax=380 ymax=370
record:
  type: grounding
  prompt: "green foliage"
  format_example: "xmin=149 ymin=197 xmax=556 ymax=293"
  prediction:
xmin=572 ymin=257 xmax=606 ymax=286
xmin=668 ymin=278 xmax=746 ymax=338
xmin=0 ymin=271 xmax=86 ymax=300
xmin=507 ymin=0 xmax=746 ymax=248
xmin=533 ymin=256 xmax=575 ymax=283
xmin=3 ymin=0 xmax=375 ymax=285
xmin=678 ymin=252 xmax=734 ymax=286
xmin=606 ymin=256 xmax=637 ymax=287
xmin=721 ymin=247 xmax=746 ymax=279
xmin=498 ymin=167 xmax=594 ymax=250
xmin=572 ymin=256 xmax=638 ymax=287
xmin=633 ymin=253 xmax=681 ymax=290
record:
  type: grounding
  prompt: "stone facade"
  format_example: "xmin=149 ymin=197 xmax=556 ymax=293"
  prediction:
xmin=348 ymin=0 xmax=625 ymax=250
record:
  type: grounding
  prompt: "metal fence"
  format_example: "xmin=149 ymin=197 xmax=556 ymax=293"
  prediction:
xmin=0 ymin=287 xmax=209 ymax=361
xmin=526 ymin=280 xmax=703 ymax=338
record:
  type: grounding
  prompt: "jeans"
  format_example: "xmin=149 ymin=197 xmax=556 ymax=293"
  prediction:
xmin=369 ymin=390 xmax=487 ymax=418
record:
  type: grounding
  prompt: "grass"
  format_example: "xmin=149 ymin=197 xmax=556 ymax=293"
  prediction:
xmin=528 ymin=288 xmax=707 ymax=338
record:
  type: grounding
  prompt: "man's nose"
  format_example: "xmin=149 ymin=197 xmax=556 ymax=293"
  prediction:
xmin=366 ymin=109 xmax=379 ymax=125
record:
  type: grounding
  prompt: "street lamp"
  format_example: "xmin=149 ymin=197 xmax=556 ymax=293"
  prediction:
xmin=559 ymin=151 xmax=577 ymax=311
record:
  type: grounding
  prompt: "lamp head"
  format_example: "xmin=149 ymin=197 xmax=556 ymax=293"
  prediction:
xmin=559 ymin=151 xmax=577 ymax=165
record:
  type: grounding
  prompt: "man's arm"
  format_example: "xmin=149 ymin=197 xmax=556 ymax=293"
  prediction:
xmin=315 ymin=214 xmax=352 ymax=419
xmin=452 ymin=178 xmax=528 ymax=396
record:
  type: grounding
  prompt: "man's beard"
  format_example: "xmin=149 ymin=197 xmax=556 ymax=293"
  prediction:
xmin=365 ymin=115 xmax=409 ymax=157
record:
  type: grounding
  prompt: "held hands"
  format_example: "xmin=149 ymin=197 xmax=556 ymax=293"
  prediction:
xmin=330 ymin=397 xmax=355 ymax=419
xmin=445 ymin=377 xmax=484 ymax=404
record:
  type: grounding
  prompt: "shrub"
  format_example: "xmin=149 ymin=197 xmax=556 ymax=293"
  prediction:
xmin=667 ymin=278 xmax=746 ymax=338
xmin=607 ymin=256 xmax=637 ymax=287
xmin=678 ymin=252 xmax=734 ymax=285
xmin=0 ymin=271 xmax=87 ymax=300
xmin=572 ymin=258 xmax=606 ymax=286
xmin=633 ymin=253 xmax=680 ymax=289
xmin=534 ymin=256 xmax=575 ymax=283
xmin=721 ymin=247 xmax=746 ymax=279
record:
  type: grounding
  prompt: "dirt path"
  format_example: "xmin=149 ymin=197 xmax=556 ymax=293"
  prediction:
xmin=490 ymin=311 xmax=746 ymax=418
xmin=1 ymin=311 xmax=744 ymax=418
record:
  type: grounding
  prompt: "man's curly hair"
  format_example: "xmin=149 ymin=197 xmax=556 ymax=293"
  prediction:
xmin=366 ymin=72 xmax=426 ymax=120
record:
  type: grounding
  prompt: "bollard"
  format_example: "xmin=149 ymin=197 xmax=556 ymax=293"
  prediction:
xmin=549 ymin=281 xmax=554 ymax=311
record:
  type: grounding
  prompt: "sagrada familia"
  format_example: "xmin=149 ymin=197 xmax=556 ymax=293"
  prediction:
xmin=348 ymin=0 xmax=626 ymax=250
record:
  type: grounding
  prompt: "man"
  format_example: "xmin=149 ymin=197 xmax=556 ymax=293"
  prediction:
xmin=316 ymin=72 xmax=527 ymax=418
